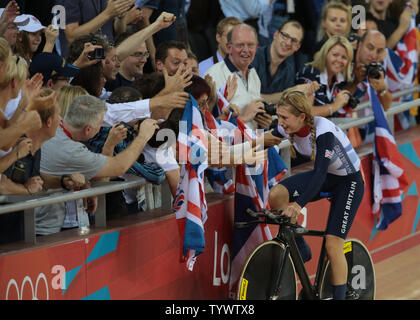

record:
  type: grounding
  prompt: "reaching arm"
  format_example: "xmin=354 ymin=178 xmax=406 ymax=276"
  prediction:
xmin=94 ymin=119 xmax=158 ymax=178
xmin=64 ymin=0 xmax=133 ymax=44
xmin=116 ymin=11 xmax=176 ymax=62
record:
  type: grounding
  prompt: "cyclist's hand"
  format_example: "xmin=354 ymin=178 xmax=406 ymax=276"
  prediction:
xmin=282 ymin=202 xmax=302 ymax=222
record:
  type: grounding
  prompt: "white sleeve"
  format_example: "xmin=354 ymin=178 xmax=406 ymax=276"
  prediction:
xmin=103 ymin=99 xmax=151 ymax=126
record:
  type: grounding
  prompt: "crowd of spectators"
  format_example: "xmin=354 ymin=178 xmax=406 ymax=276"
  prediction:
xmin=0 ymin=0 xmax=419 ymax=244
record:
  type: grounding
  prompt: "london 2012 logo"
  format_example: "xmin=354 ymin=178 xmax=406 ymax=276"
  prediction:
xmin=6 ymin=274 xmax=49 ymax=300
xmin=4 ymin=265 xmax=66 ymax=300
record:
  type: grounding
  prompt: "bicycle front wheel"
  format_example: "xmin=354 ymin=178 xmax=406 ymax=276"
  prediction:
xmin=319 ymin=238 xmax=376 ymax=300
xmin=237 ymin=241 xmax=297 ymax=300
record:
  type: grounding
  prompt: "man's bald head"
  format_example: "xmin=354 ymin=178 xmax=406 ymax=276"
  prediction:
xmin=358 ymin=30 xmax=387 ymax=65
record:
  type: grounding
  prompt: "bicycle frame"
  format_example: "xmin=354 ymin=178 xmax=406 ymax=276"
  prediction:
xmin=274 ymin=223 xmax=326 ymax=300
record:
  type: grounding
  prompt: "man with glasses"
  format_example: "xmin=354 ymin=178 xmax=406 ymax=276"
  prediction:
xmin=252 ymin=20 xmax=312 ymax=129
xmin=106 ymin=41 xmax=149 ymax=92
xmin=252 ymin=20 xmax=304 ymax=105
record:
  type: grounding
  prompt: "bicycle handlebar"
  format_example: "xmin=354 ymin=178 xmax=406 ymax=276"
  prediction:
xmin=234 ymin=208 xmax=308 ymax=234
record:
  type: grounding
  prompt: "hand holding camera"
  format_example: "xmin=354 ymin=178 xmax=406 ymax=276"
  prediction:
xmin=366 ymin=62 xmax=385 ymax=80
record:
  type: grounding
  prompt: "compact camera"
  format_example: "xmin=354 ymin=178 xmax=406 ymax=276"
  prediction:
xmin=87 ymin=47 xmax=106 ymax=60
xmin=346 ymin=93 xmax=360 ymax=109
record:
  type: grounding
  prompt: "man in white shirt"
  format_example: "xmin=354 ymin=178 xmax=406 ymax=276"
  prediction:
xmin=205 ymin=23 xmax=265 ymax=130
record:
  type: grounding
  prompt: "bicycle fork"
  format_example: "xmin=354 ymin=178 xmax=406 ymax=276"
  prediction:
xmin=268 ymin=242 xmax=290 ymax=300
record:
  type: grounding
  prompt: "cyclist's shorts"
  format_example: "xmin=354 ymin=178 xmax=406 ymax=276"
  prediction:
xmin=280 ymin=170 xmax=364 ymax=239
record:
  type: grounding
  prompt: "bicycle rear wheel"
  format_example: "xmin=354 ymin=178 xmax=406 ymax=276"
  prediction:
xmin=319 ymin=239 xmax=375 ymax=300
xmin=237 ymin=240 xmax=297 ymax=300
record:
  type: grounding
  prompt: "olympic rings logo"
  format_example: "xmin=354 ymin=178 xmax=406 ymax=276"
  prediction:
xmin=5 ymin=274 xmax=49 ymax=300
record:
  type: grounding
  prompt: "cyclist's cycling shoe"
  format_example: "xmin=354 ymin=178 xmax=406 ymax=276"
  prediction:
xmin=295 ymin=235 xmax=312 ymax=263
xmin=346 ymin=289 xmax=360 ymax=300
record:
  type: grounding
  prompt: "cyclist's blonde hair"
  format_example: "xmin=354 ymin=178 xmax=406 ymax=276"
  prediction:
xmin=277 ymin=90 xmax=316 ymax=161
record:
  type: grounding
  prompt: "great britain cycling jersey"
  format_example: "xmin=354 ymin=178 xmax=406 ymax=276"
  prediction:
xmin=276 ymin=116 xmax=361 ymax=176
xmin=274 ymin=116 xmax=364 ymax=238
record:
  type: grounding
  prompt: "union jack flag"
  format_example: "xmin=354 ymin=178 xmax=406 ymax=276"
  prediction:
xmin=228 ymin=117 xmax=287 ymax=297
xmin=385 ymin=2 xmax=418 ymax=131
xmin=369 ymin=85 xmax=408 ymax=230
xmin=204 ymin=110 xmax=236 ymax=194
xmin=174 ymin=95 xmax=209 ymax=271
xmin=385 ymin=2 xmax=418 ymax=93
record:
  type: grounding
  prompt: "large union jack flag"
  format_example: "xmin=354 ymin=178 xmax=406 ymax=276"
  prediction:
xmin=173 ymin=95 xmax=208 ymax=271
xmin=369 ymin=85 xmax=408 ymax=230
xmin=228 ymin=116 xmax=287 ymax=297
xmin=385 ymin=2 xmax=418 ymax=93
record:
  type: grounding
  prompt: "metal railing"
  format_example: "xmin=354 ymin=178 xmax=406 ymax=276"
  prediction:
xmin=0 ymin=86 xmax=419 ymax=245
xmin=0 ymin=176 xmax=172 ymax=244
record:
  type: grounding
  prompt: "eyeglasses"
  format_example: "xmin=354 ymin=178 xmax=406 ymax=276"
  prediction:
xmin=230 ymin=42 xmax=257 ymax=50
xmin=279 ymin=31 xmax=301 ymax=46
xmin=131 ymin=52 xmax=150 ymax=59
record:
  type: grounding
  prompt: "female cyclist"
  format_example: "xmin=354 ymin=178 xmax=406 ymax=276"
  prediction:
xmin=268 ymin=90 xmax=364 ymax=300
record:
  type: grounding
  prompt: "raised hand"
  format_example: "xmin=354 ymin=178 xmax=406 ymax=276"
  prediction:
xmin=20 ymin=73 xmax=43 ymax=108
xmin=163 ymin=66 xmax=192 ymax=93
xmin=105 ymin=0 xmax=135 ymax=18
xmin=0 ymin=0 xmax=19 ymax=24
xmin=73 ymin=42 xmax=104 ymax=69
xmin=138 ymin=118 xmax=159 ymax=142
xmin=225 ymin=74 xmax=238 ymax=102
xmin=106 ymin=123 xmax=128 ymax=146
xmin=26 ymin=90 xmax=58 ymax=112
xmin=154 ymin=12 xmax=176 ymax=30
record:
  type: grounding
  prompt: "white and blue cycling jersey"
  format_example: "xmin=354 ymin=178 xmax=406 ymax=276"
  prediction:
xmin=277 ymin=116 xmax=360 ymax=176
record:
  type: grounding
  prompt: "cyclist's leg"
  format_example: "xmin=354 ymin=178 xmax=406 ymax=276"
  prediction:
xmin=325 ymin=235 xmax=347 ymax=299
xmin=269 ymin=171 xmax=315 ymax=263
xmin=269 ymin=171 xmax=320 ymax=222
xmin=324 ymin=172 xmax=364 ymax=299
xmin=268 ymin=184 xmax=290 ymax=214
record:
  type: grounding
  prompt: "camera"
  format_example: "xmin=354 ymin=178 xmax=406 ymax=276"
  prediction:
xmin=262 ymin=101 xmax=277 ymax=116
xmin=11 ymin=160 xmax=27 ymax=184
xmin=87 ymin=47 xmax=105 ymax=60
xmin=345 ymin=93 xmax=359 ymax=109
xmin=117 ymin=122 xmax=136 ymax=142
xmin=366 ymin=62 xmax=384 ymax=79
xmin=347 ymin=33 xmax=360 ymax=42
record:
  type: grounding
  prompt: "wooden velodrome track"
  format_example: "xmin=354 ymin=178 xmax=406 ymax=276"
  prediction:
xmin=375 ymin=244 xmax=420 ymax=299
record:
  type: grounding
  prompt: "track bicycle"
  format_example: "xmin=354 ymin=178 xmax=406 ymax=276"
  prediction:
xmin=235 ymin=206 xmax=376 ymax=300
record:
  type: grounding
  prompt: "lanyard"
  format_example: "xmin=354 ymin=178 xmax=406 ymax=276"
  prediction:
xmin=60 ymin=120 xmax=73 ymax=140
